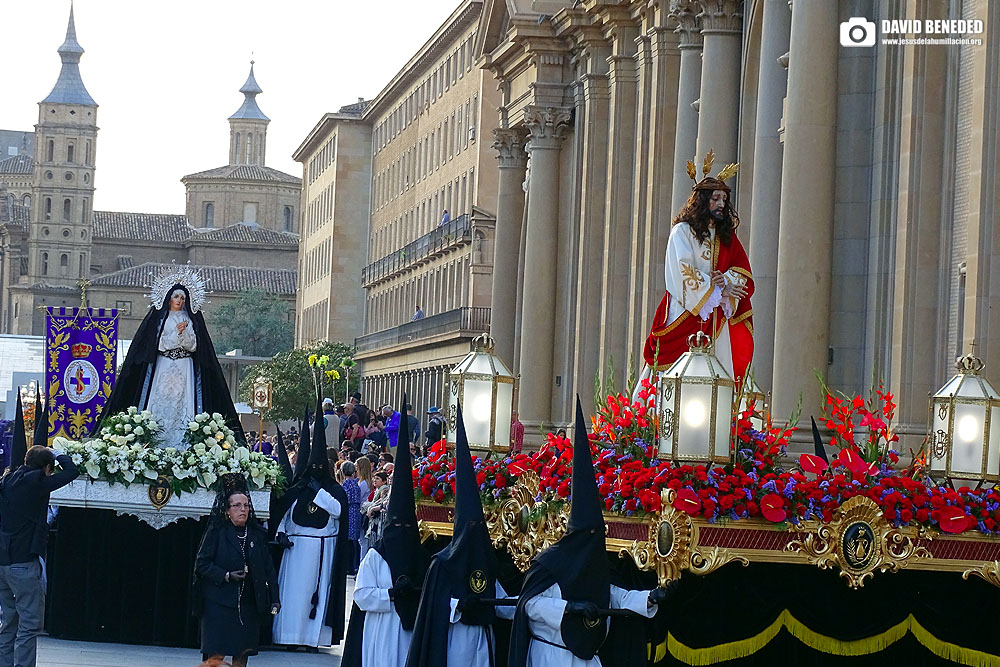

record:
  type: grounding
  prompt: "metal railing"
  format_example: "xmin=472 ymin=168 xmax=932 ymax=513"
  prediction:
xmin=355 ymin=306 xmax=490 ymax=354
xmin=361 ymin=214 xmax=472 ymax=286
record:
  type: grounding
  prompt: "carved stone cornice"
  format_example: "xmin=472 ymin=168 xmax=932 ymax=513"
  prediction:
xmin=697 ymin=0 xmax=743 ymax=35
xmin=492 ymin=128 xmax=529 ymax=168
xmin=669 ymin=0 xmax=704 ymax=48
xmin=523 ymin=106 xmax=573 ymax=150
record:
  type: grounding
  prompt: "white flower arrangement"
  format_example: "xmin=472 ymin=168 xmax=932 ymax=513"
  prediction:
xmin=55 ymin=411 xmax=281 ymax=493
xmin=97 ymin=408 xmax=161 ymax=450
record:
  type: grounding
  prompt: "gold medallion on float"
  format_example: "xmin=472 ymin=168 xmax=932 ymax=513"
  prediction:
xmin=148 ymin=475 xmax=173 ymax=510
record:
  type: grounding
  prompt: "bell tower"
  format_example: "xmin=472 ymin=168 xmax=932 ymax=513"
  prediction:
xmin=228 ymin=62 xmax=270 ymax=166
xmin=28 ymin=3 xmax=98 ymax=286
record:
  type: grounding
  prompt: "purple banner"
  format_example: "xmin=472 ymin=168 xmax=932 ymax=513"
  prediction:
xmin=45 ymin=307 xmax=118 ymax=442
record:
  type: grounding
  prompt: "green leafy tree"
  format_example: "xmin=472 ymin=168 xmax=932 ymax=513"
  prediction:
xmin=208 ymin=288 xmax=294 ymax=358
xmin=239 ymin=341 xmax=359 ymax=422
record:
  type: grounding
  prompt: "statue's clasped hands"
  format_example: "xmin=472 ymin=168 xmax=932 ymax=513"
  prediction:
xmin=176 ymin=321 xmax=189 ymax=334
xmin=710 ymin=270 xmax=747 ymax=300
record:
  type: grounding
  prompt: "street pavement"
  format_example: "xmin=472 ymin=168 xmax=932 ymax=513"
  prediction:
xmin=36 ymin=576 xmax=356 ymax=666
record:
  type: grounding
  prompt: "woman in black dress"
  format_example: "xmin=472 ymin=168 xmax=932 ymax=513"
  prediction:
xmin=195 ymin=475 xmax=280 ymax=666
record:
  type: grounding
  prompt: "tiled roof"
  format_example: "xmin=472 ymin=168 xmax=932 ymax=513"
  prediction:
xmin=89 ymin=262 xmax=297 ymax=295
xmin=189 ymin=222 xmax=298 ymax=246
xmin=182 ymin=164 xmax=300 ymax=184
xmin=338 ymin=99 xmax=370 ymax=115
xmin=117 ymin=255 xmax=134 ymax=270
xmin=92 ymin=211 xmax=193 ymax=243
xmin=1 ymin=203 xmax=30 ymax=231
xmin=0 ymin=154 xmax=34 ymax=174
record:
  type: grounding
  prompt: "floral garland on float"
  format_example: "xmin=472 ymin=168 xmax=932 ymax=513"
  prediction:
xmin=56 ymin=407 xmax=282 ymax=494
xmin=412 ymin=379 xmax=1000 ymax=537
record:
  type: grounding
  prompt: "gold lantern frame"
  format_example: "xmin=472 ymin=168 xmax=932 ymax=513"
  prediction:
xmin=657 ymin=331 xmax=736 ymax=465
xmin=446 ymin=333 xmax=518 ymax=454
xmin=928 ymin=353 xmax=1000 ymax=487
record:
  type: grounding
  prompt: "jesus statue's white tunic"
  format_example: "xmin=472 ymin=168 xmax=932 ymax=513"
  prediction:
xmin=523 ymin=583 xmax=657 ymax=667
xmin=272 ymin=488 xmax=341 ymax=647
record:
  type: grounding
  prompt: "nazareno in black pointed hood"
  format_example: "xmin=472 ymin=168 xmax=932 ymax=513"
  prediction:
xmin=529 ymin=396 xmax=610 ymax=659
xmin=8 ymin=393 xmax=27 ymax=472
xmin=32 ymin=386 xmax=48 ymax=447
xmin=274 ymin=428 xmax=293 ymax=481
xmin=291 ymin=393 xmax=335 ymax=529
xmin=292 ymin=407 xmax=311 ymax=482
xmin=374 ymin=394 xmax=429 ymax=631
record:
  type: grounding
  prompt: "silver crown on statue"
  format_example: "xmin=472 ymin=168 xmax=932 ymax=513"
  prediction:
xmin=147 ymin=263 xmax=209 ymax=313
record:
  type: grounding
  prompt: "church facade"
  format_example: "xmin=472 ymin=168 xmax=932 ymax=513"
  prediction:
xmin=0 ymin=8 xmax=300 ymax=340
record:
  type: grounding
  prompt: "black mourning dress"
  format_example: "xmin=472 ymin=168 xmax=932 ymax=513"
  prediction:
xmin=194 ymin=519 xmax=278 ymax=658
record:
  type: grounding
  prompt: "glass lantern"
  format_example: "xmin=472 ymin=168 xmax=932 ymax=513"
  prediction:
xmin=928 ymin=353 xmax=1000 ymax=487
xmin=657 ymin=331 xmax=736 ymax=464
xmin=447 ymin=333 xmax=517 ymax=453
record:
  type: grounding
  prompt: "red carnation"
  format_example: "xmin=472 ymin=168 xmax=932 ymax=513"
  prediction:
xmin=494 ymin=474 xmax=508 ymax=490
xmin=761 ymin=493 xmax=787 ymax=523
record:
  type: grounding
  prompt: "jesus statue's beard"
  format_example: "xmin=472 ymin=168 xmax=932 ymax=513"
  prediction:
xmin=709 ymin=208 xmax=725 ymax=221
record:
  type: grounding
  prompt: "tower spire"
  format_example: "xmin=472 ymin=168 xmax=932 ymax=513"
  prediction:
xmin=229 ymin=61 xmax=269 ymax=121
xmin=228 ymin=61 xmax=270 ymax=165
xmin=43 ymin=2 xmax=96 ymax=105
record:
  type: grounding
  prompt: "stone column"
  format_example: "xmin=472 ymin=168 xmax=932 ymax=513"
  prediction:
xmin=669 ymin=0 xmax=705 ymax=214
xmin=489 ymin=128 xmax=528 ymax=367
xmin=694 ymin=0 xmax=743 ymax=168
xmin=599 ymin=18 xmax=641 ymax=388
xmin=771 ymin=0 xmax=838 ymax=418
xmin=516 ymin=106 xmax=571 ymax=429
xmin=747 ymin=0 xmax=791 ymax=391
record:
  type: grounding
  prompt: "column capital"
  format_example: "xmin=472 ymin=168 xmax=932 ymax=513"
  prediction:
xmin=697 ymin=0 xmax=743 ymax=35
xmin=492 ymin=128 xmax=528 ymax=168
xmin=669 ymin=0 xmax=704 ymax=48
xmin=523 ymin=106 xmax=573 ymax=149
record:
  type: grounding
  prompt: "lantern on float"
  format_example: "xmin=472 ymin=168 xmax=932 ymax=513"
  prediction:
xmin=447 ymin=333 xmax=517 ymax=453
xmin=657 ymin=331 xmax=735 ymax=464
xmin=928 ymin=353 xmax=1000 ymax=488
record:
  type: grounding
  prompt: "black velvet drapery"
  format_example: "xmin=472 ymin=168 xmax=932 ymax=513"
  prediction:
xmin=46 ymin=508 xmax=205 ymax=647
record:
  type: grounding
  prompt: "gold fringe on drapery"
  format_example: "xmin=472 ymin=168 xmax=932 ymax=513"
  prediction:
xmin=646 ymin=609 xmax=1000 ymax=666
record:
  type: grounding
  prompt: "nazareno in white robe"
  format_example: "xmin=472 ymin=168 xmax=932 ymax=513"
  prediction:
xmin=272 ymin=488 xmax=342 ymax=647
xmin=354 ymin=549 xmax=411 ymax=667
xmin=145 ymin=309 xmax=197 ymax=450
xmin=523 ymin=583 xmax=657 ymax=667
xmin=443 ymin=580 xmax=516 ymax=666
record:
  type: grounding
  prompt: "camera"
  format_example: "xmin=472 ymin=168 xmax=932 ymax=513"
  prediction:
xmin=840 ymin=17 xmax=876 ymax=47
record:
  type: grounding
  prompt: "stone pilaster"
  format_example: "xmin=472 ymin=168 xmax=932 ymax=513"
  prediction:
xmin=490 ymin=127 xmax=528 ymax=367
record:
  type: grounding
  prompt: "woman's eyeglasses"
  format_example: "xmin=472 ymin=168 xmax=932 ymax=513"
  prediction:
xmin=228 ymin=502 xmax=250 ymax=510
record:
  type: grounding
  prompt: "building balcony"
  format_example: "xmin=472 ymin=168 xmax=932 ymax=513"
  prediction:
xmin=361 ymin=214 xmax=472 ymax=287
xmin=354 ymin=306 xmax=490 ymax=356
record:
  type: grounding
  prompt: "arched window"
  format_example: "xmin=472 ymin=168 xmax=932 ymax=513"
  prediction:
xmin=22 ymin=194 xmax=31 ymax=207
xmin=60 ymin=253 xmax=69 ymax=277
xmin=234 ymin=132 xmax=241 ymax=163
xmin=5 ymin=194 xmax=13 ymax=210
xmin=63 ymin=198 xmax=71 ymax=222
xmin=44 ymin=197 xmax=52 ymax=220
xmin=79 ymin=254 xmax=86 ymax=278
xmin=246 ymin=133 xmax=253 ymax=164
xmin=67 ymin=144 xmax=74 ymax=163
xmin=283 ymin=206 xmax=293 ymax=232
xmin=42 ymin=252 xmax=49 ymax=275
xmin=204 ymin=202 xmax=215 ymax=227
xmin=85 ymin=140 xmax=91 ymax=165
xmin=47 ymin=140 xmax=54 ymax=162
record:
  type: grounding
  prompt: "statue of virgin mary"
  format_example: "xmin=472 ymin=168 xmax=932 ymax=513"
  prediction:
xmin=94 ymin=266 xmax=246 ymax=449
